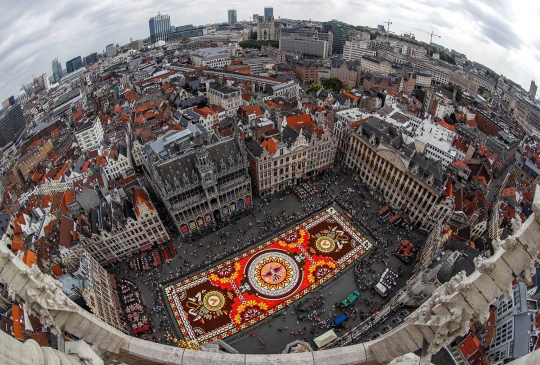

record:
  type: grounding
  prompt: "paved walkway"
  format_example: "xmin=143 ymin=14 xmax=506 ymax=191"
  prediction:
xmin=109 ymin=167 xmax=426 ymax=354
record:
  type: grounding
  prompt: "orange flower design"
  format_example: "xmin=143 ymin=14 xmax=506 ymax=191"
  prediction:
xmin=210 ymin=262 xmax=241 ymax=284
xmin=277 ymin=228 xmax=308 ymax=249
xmin=307 ymin=260 xmax=337 ymax=283
xmin=233 ymin=300 xmax=269 ymax=325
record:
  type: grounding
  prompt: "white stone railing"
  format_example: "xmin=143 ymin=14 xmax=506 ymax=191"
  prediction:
xmin=0 ymin=189 xmax=539 ymax=364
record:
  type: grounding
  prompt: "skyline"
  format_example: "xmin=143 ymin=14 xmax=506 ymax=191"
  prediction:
xmin=0 ymin=0 xmax=539 ymax=103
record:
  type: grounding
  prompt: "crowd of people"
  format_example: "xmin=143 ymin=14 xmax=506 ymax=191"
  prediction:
xmin=109 ymin=166 xmax=422 ymax=349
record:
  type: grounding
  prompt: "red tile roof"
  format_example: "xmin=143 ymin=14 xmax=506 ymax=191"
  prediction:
xmin=125 ymin=90 xmax=139 ymax=101
xmin=350 ymin=117 xmax=370 ymax=129
xmin=72 ymin=110 xmax=84 ymax=121
xmin=261 ymin=137 xmax=279 ymax=155
xmin=194 ymin=107 xmax=216 ymax=118
xmin=452 ymin=160 xmax=468 ymax=169
xmin=264 ymin=99 xmax=278 ymax=108
xmin=439 ymin=120 xmax=455 ymax=131
xmin=241 ymin=105 xmax=263 ymax=116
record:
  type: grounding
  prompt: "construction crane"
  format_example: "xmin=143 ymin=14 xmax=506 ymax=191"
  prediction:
xmin=383 ymin=19 xmax=392 ymax=38
xmin=412 ymin=28 xmax=441 ymax=57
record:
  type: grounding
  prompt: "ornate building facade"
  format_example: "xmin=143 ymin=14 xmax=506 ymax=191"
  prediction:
xmin=345 ymin=118 xmax=453 ymax=232
xmin=144 ymin=133 xmax=252 ymax=235
xmin=245 ymin=124 xmax=336 ymax=196
xmin=254 ymin=14 xmax=275 ymax=40
xmin=75 ymin=188 xmax=169 ymax=265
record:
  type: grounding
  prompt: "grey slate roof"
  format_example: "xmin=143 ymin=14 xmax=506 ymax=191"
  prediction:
xmin=245 ymin=137 xmax=263 ymax=157
xmin=155 ymin=138 xmax=242 ymax=188
xmin=401 ymin=143 xmax=445 ymax=189
xmin=180 ymin=96 xmax=206 ymax=109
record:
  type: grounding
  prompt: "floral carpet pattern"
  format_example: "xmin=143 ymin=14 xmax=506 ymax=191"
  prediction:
xmin=164 ymin=207 xmax=372 ymax=345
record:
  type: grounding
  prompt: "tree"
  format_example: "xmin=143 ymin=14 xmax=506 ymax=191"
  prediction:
xmin=250 ymin=31 xmax=257 ymax=40
xmin=306 ymin=83 xmax=323 ymax=95
xmin=321 ymin=77 xmax=344 ymax=93
xmin=239 ymin=40 xmax=279 ymax=50
xmin=455 ymin=88 xmax=463 ymax=102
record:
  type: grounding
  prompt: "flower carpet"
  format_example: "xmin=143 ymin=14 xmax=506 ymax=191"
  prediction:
xmin=164 ymin=207 xmax=372 ymax=345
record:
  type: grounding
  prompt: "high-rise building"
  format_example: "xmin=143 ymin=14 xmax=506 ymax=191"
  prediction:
xmin=84 ymin=52 xmax=99 ymax=66
xmin=530 ymin=80 xmax=537 ymax=99
xmin=149 ymin=13 xmax=171 ymax=43
xmin=228 ymin=9 xmax=237 ymax=25
xmin=52 ymin=58 xmax=63 ymax=83
xmin=323 ymin=20 xmax=349 ymax=55
xmin=66 ymin=56 xmax=83 ymax=73
xmin=0 ymin=103 xmax=26 ymax=148
xmin=106 ymin=44 xmax=116 ymax=57
xmin=264 ymin=6 xmax=273 ymax=20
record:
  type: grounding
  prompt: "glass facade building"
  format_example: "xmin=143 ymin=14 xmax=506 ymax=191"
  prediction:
xmin=52 ymin=58 xmax=63 ymax=83
xmin=0 ymin=103 xmax=26 ymax=148
xmin=228 ymin=9 xmax=237 ymax=25
xmin=322 ymin=20 xmax=349 ymax=55
xmin=149 ymin=13 xmax=171 ymax=43
xmin=66 ymin=56 xmax=83 ymax=73
xmin=264 ymin=7 xmax=273 ymax=20
xmin=84 ymin=52 xmax=99 ymax=66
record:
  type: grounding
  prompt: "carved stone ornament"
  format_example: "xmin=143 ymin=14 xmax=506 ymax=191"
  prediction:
xmin=410 ymin=164 xmax=419 ymax=174
xmin=183 ymin=172 xmax=189 ymax=185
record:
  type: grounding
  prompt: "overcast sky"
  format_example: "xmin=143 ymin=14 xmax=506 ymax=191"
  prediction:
xmin=1 ymin=0 xmax=539 ymax=103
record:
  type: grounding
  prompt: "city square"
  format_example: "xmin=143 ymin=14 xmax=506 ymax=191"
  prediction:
xmin=164 ymin=206 xmax=372 ymax=345
xmin=107 ymin=168 xmax=427 ymax=353
xmin=2 ymin=2 xmax=539 ymax=363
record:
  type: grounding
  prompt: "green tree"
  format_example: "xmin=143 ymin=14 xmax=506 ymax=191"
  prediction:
xmin=455 ymin=88 xmax=463 ymax=102
xmin=239 ymin=40 xmax=279 ymax=50
xmin=249 ymin=31 xmax=257 ymax=40
xmin=321 ymin=77 xmax=344 ymax=93
xmin=306 ymin=83 xmax=323 ymax=95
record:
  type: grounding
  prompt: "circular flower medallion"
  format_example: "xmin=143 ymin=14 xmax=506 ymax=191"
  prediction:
xmin=315 ymin=236 xmax=336 ymax=253
xmin=203 ymin=291 xmax=226 ymax=312
xmin=247 ymin=250 xmax=301 ymax=299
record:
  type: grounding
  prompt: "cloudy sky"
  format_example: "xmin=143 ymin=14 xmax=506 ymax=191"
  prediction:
xmin=1 ymin=0 xmax=539 ymax=103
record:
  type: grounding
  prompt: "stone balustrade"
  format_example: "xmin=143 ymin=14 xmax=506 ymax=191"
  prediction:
xmin=0 ymin=189 xmax=539 ymax=364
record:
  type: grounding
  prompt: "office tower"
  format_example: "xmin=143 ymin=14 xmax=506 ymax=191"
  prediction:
xmin=530 ymin=80 xmax=537 ymax=99
xmin=84 ymin=52 xmax=99 ymax=66
xmin=106 ymin=44 xmax=116 ymax=57
xmin=322 ymin=20 xmax=349 ymax=55
xmin=149 ymin=13 xmax=171 ymax=43
xmin=228 ymin=9 xmax=237 ymax=25
xmin=0 ymin=103 xmax=26 ymax=148
xmin=52 ymin=58 xmax=63 ymax=83
xmin=264 ymin=6 xmax=273 ymax=20
xmin=66 ymin=56 xmax=83 ymax=73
